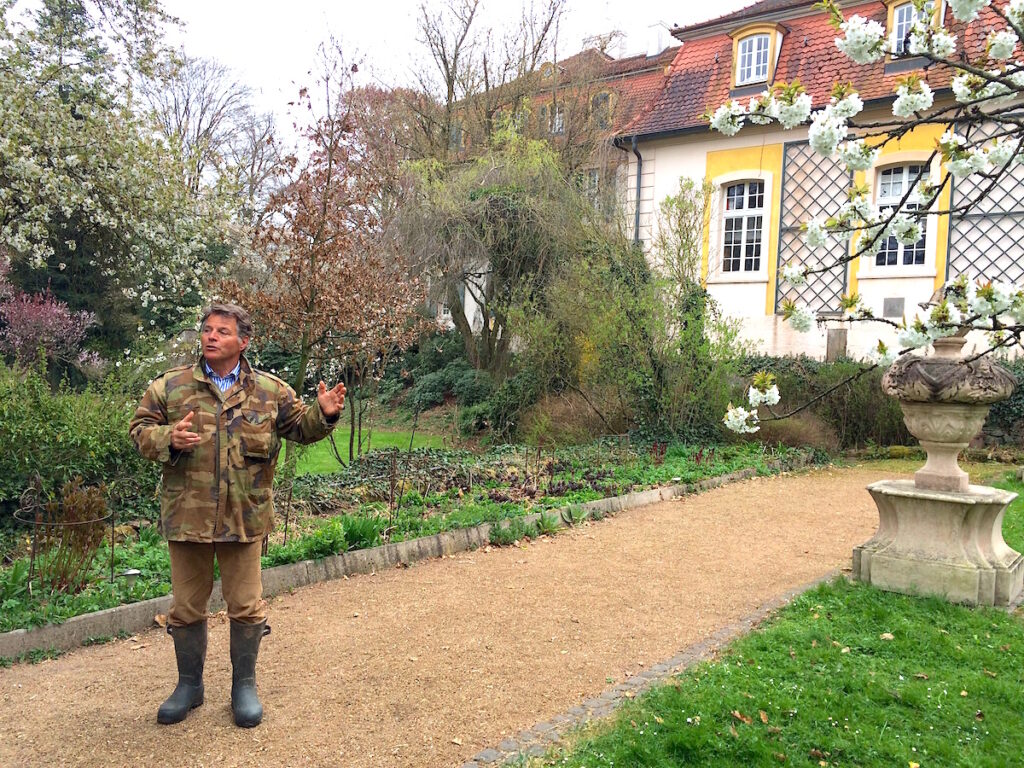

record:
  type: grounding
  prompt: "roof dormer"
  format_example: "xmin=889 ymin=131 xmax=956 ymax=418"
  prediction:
xmin=728 ymin=22 xmax=786 ymax=94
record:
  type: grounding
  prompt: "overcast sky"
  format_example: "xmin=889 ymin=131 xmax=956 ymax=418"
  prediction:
xmin=161 ymin=0 xmax=754 ymax=129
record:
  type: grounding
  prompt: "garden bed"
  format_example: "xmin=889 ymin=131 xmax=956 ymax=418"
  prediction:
xmin=0 ymin=442 xmax=814 ymax=656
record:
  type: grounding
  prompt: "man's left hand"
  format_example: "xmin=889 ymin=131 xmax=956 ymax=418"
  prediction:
xmin=317 ymin=381 xmax=347 ymax=417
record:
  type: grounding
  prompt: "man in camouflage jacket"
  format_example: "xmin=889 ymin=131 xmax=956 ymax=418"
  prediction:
xmin=130 ymin=303 xmax=345 ymax=728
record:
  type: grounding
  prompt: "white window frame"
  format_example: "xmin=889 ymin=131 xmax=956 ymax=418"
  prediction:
xmin=857 ymin=154 xmax=939 ymax=281
xmin=591 ymin=92 xmax=611 ymax=130
xmin=892 ymin=2 xmax=924 ymax=55
xmin=551 ymin=104 xmax=565 ymax=135
xmin=736 ymin=34 xmax=770 ymax=85
xmin=706 ymin=170 xmax=773 ymax=284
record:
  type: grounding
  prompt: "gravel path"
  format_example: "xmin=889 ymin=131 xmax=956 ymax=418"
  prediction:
xmin=0 ymin=465 xmax=893 ymax=767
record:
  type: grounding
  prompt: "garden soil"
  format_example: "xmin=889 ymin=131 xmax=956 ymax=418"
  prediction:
xmin=0 ymin=465 xmax=895 ymax=767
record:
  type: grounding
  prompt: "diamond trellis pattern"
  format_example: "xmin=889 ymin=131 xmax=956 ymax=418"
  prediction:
xmin=949 ymin=215 xmax=1024 ymax=285
xmin=948 ymin=121 xmax=1024 ymax=282
xmin=775 ymin=141 xmax=851 ymax=313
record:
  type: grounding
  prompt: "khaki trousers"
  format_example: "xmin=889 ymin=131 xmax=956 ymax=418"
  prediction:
xmin=168 ymin=540 xmax=266 ymax=626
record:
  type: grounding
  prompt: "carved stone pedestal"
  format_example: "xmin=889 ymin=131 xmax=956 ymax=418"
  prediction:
xmin=854 ymin=480 xmax=1023 ymax=606
xmin=853 ymin=333 xmax=1020 ymax=606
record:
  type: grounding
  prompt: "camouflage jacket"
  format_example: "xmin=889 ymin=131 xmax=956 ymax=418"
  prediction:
xmin=129 ymin=357 xmax=336 ymax=543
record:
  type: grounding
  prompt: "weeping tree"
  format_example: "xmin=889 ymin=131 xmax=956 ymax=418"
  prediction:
xmin=402 ymin=127 xmax=594 ymax=379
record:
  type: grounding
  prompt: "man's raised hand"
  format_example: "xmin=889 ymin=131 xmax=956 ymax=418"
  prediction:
xmin=170 ymin=410 xmax=201 ymax=451
xmin=317 ymin=381 xmax=346 ymax=417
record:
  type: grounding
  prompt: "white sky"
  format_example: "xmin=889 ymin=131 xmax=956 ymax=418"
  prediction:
xmin=161 ymin=0 xmax=754 ymax=129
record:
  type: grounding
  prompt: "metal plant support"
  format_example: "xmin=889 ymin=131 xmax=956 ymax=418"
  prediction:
xmin=15 ymin=481 xmax=115 ymax=596
xmin=774 ymin=140 xmax=852 ymax=314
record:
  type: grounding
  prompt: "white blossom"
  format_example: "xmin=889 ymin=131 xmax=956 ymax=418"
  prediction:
xmin=985 ymin=138 xmax=1018 ymax=168
xmin=866 ymin=342 xmax=896 ymax=368
xmin=787 ymin=304 xmax=815 ymax=333
xmin=836 ymin=15 xmax=887 ymax=64
xmin=781 ymin=262 xmax=808 ymax=286
xmin=952 ymin=73 xmax=979 ymax=103
xmin=710 ymin=100 xmax=746 ymax=136
xmin=948 ymin=0 xmax=991 ymax=23
xmin=909 ymin=24 xmax=958 ymax=59
xmin=804 ymin=219 xmax=829 ymax=249
xmin=926 ymin=301 xmax=963 ymax=339
xmin=808 ymin=108 xmax=848 ymax=157
xmin=723 ymin=405 xmax=760 ymax=434
xmin=1008 ymin=291 xmax=1024 ymax=323
xmin=1010 ymin=0 xmax=1024 ymax=27
xmin=747 ymin=94 xmax=776 ymax=125
xmin=837 ymin=139 xmax=880 ymax=172
xmin=897 ymin=324 xmax=931 ymax=350
xmin=775 ymin=93 xmax=813 ymax=129
xmin=890 ymin=213 xmax=923 ymax=246
xmin=988 ymin=29 xmax=1019 ymax=60
xmin=893 ymin=81 xmax=934 ymax=117
xmin=947 ymin=149 xmax=990 ymax=178
xmin=831 ymin=93 xmax=864 ymax=120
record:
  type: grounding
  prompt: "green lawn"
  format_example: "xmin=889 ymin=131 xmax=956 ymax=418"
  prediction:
xmin=993 ymin=472 xmax=1024 ymax=553
xmin=540 ymin=577 xmax=1024 ymax=768
xmin=294 ymin=430 xmax=448 ymax=475
xmin=536 ymin=467 xmax=1024 ymax=768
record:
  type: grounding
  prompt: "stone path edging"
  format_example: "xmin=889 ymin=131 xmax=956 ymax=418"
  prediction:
xmin=0 ymin=456 xmax=812 ymax=659
xmin=461 ymin=570 xmax=841 ymax=767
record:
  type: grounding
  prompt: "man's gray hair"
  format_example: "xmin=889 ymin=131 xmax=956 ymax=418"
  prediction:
xmin=200 ymin=302 xmax=254 ymax=340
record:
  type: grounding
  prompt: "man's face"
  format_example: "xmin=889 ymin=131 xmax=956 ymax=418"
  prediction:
xmin=201 ymin=313 xmax=249 ymax=370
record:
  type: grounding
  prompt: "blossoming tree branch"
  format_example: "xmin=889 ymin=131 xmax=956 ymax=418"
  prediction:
xmin=710 ymin=0 xmax=1024 ymax=433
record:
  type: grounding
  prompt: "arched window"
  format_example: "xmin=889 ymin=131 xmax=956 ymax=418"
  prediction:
xmin=736 ymin=34 xmax=770 ymax=86
xmin=891 ymin=1 xmax=926 ymax=55
xmin=722 ymin=180 xmax=765 ymax=272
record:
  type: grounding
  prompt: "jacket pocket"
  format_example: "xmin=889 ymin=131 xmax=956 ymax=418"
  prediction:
xmin=239 ymin=410 xmax=273 ymax=459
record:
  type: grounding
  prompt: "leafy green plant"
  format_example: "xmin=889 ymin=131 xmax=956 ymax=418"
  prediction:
xmin=262 ymin=518 xmax=347 ymax=566
xmin=986 ymin=358 xmax=1024 ymax=443
xmin=0 ymin=361 xmax=160 ymax=521
xmin=489 ymin=517 xmax=538 ymax=546
xmin=452 ymin=368 xmax=494 ymax=406
xmin=560 ymin=504 xmax=588 ymax=527
xmin=536 ymin=511 xmax=559 ymax=536
xmin=743 ymin=355 xmax=911 ymax=448
xmin=342 ymin=514 xmax=383 ymax=550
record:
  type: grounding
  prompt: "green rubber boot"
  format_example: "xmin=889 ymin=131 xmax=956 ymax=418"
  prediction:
xmin=157 ymin=621 xmax=207 ymax=724
xmin=230 ymin=619 xmax=269 ymax=727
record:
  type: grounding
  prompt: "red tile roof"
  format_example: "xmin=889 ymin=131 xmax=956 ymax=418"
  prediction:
xmin=623 ymin=1 xmax=1001 ymax=139
xmin=527 ymin=46 xmax=679 ymax=132
xmin=672 ymin=0 xmax=815 ymax=37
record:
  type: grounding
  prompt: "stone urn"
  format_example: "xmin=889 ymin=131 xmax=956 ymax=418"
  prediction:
xmin=882 ymin=335 xmax=1017 ymax=492
xmin=852 ymin=335 xmax=1023 ymax=606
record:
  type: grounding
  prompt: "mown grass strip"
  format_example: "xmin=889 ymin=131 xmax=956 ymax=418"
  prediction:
xmin=295 ymin=431 xmax=447 ymax=475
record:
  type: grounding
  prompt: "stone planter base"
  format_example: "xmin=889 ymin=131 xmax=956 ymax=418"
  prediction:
xmin=853 ymin=480 xmax=1023 ymax=607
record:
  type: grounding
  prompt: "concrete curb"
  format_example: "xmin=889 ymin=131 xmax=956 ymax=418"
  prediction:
xmin=461 ymin=569 xmax=843 ymax=767
xmin=0 ymin=456 xmax=812 ymax=659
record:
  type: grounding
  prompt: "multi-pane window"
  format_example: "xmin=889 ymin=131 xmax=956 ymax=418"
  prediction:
xmin=737 ymin=34 xmax=770 ymax=85
xmin=875 ymin=164 xmax=927 ymax=267
xmin=892 ymin=2 xmax=924 ymax=55
xmin=591 ymin=92 xmax=611 ymax=130
xmin=551 ymin=104 xmax=565 ymax=135
xmin=722 ymin=181 xmax=765 ymax=273
xmin=585 ymin=168 xmax=600 ymax=203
